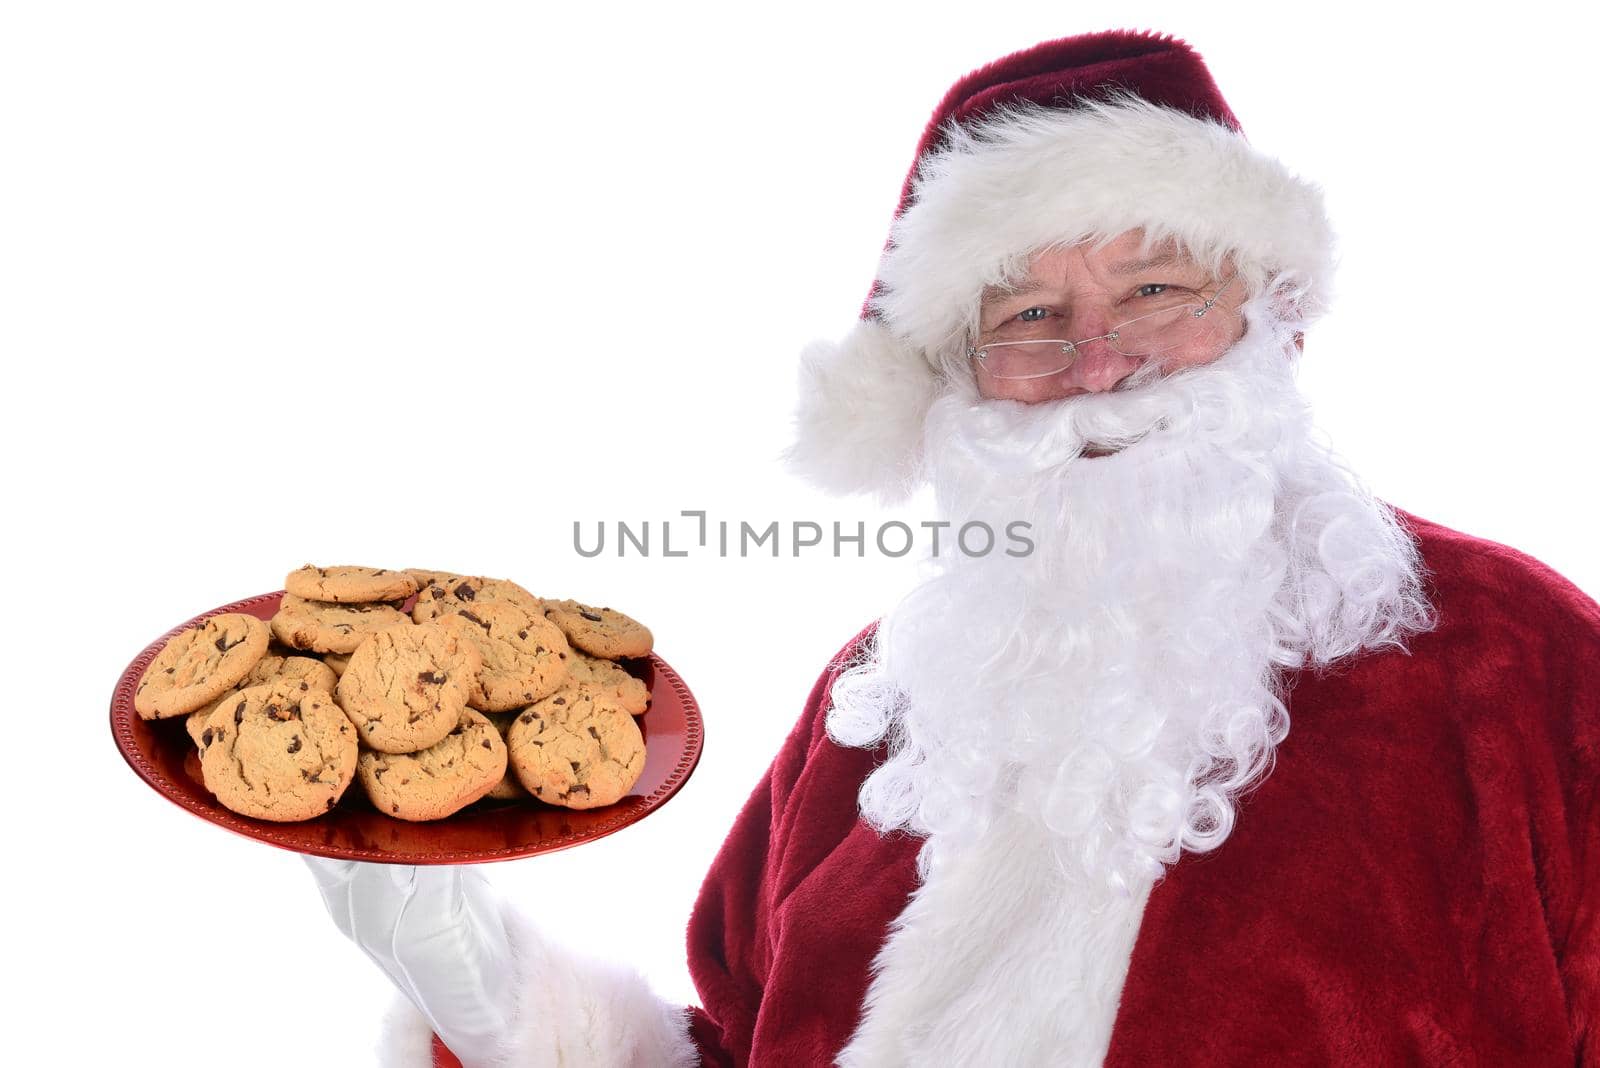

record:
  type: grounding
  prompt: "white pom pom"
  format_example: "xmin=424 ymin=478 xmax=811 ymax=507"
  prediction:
xmin=781 ymin=319 xmax=941 ymax=504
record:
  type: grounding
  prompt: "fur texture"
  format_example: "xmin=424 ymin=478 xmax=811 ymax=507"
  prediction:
xmin=828 ymin=294 xmax=1429 ymax=895
xmin=834 ymin=811 xmax=1156 ymax=1067
xmin=781 ymin=318 xmax=940 ymax=503
xmin=372 ymin=517 xmax=1600 ymax=1065
xmin=682 ymin=522 xmax=1600 ymax=1063
xmin=876 ymin=96 xmax=1334 ymax=358
xmin=788 ymin=97 xmax=1334 ymax=502
xmin=377 ymin=901 xmax=697 ymax=1068
xmin=826 ymin=296 xmax=1429 ymax=1064
xmin=377 ymin=993 xmax=439 ymax=1067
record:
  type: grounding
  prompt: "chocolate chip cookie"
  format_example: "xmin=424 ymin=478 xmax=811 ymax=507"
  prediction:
xmin=135 ymin=613 xmax=270 ymax=720
xmin=436 ymin=602 xmax=571 ymax=712
xmin=506 ymin=687 xmax=646 ymax=809
xmin=334 ymin=621 xmax=483 ymax=754
xmin=411 ymin=575 xmax=545 ymax=624
xmin=197 ymin=683 xmax=358 ymax=821
xmin=480 ymin=711 xmax=530 ymax=801
xmin=270 ymin=594 xmax=409 ymax=654
xmin=357 ymin=710 xmax=507 ymax=821
xmin=566 ymin=650 xmax=650 ymax=716
xmin=185 ymin=654 xmax=338 ymax=746
xmin=543 ymin=600 xmax=653 ymax=659
xmin=403 ymin=568 xmax=460 ymax=592
xmin=284 ymin=565 xmax=420 ymax=605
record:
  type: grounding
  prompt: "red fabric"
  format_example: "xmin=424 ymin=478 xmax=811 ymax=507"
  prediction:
xmin=683 ymin=509 xmax=1600 ymax=1066
xmin=429 ymin=1035 xmax=461 ymax=1068
xmin=912 ymin=29 xmax=1238 ymax=181
xmin=864 ymin=29 xmax=1239 ymax=319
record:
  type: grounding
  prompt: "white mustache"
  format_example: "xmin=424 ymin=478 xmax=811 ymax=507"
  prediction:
xmin=827 ymin=285 xmax=1432 ymax=896
xmin=932 ymin=302 xmax=1296 ymax=482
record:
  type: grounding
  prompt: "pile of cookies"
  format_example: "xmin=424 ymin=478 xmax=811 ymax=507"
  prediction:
xmin=133 ymin=566 xmax=654 ymax=823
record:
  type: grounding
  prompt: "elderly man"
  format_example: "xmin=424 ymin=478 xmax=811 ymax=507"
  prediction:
xmin=310 ymin=30 xmax=1599 ymax=1066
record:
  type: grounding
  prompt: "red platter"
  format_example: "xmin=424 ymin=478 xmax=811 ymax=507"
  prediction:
xmin=110 ymin=591 xmax=704 ymax=864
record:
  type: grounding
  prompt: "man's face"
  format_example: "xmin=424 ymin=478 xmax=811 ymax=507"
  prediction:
xmin=972 ymin=231 xmax=1246 ymax=404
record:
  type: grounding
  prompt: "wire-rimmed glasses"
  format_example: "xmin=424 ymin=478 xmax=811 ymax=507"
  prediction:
xmin=967 ymin=274 xmax=1240 ymax=381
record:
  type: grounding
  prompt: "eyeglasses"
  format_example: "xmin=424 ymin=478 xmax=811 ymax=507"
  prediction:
xmin=967 ymin=274 xmax=1240 ymax=381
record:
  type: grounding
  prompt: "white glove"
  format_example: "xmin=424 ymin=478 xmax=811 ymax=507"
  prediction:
xmin=304 ymin=857 xmax=516 ymax=1067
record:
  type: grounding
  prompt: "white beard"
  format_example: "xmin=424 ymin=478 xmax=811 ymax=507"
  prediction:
xmin=828 ymin=293 xmax=1434 ymax=1067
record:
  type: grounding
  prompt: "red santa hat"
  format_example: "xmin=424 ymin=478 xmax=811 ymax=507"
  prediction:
xmin=785 ymin=29 xmax=1335 ymax=502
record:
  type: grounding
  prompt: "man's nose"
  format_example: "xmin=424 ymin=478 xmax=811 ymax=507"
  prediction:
xmin=1070 ymin=338 xmax=1142 ymax=393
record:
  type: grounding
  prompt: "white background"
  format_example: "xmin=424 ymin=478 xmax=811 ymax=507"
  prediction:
xmin=5 ymin=2 xmax=1597 ymax=1065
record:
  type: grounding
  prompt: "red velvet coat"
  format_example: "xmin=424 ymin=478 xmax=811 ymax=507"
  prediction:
xmin=682 ymin=510 xmax=1600 ymax=1066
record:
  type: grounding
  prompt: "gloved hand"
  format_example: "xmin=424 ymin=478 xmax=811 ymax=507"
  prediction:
xmin=304 ymin=856 xmax=517 ymax=1067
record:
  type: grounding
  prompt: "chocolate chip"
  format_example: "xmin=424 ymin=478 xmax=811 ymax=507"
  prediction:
xmin=517 ymin=630 xmax=528 ymax=640
xmin=587 ymin=726 xmax=599 ymax=739
xmin=450 ymin=723 xmax=464 ymax=735
xmin=569 ymin=760 xmax=580 ymax=773
xmin=481 ymin=739 xmax=492 ymax=749
xmin=201 ymin=728 xmax=214 ymax=746
xmin=453 ymin=582 xmax=476 ymax=601
xmin=326 ymin=798 xmax=336 ymax=809
xmin=287 ymin=735 xmax=302 ymax=754
xmin=552 ymin=696 xmax=566 ymax=705
xmin=459 ymin=609 xmax=490 ymax=632
xmin=234 ymin=701 xmax=246 ymax=725
xmin=519 ymin=713 xmax=535 ymax=723
xmin=418 ymin=671 xmax=446 ymax=685
xmin=579 ymin=609 xmax=603 ymax=622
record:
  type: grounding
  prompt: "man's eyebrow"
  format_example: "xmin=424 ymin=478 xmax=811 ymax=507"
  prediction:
xmin=979 ymin=281 xmax=1046 ymax=304
xmin=979 ymin=253 xmax=1199 ymax=303
xmin=1106 ymin=253 xmax=1189 ymax=274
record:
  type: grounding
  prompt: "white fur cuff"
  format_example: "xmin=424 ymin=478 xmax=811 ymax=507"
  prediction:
xmin=376 ymin=903 xmax=699 ymax=1068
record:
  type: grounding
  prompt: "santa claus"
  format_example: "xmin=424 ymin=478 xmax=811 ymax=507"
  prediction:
xmin=307 ymin=30 xmax=1600 ymax=1066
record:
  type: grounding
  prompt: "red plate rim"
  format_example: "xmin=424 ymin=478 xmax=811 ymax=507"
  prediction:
xmin=109 ymin=590 xmax=705 ymax=864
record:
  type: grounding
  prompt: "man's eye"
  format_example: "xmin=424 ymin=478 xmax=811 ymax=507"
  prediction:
xmin=1017 ymin=307 xmax=1050 ymax=322
xmin=1135 ymin=283 xmax=1170 ymax=298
